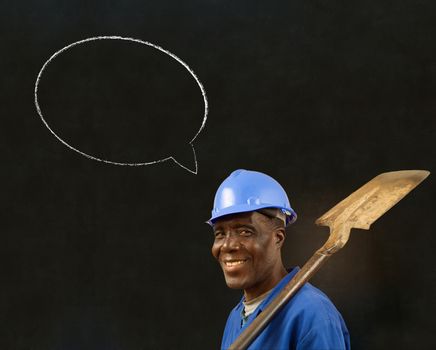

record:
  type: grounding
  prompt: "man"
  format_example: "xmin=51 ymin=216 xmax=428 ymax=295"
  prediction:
xmin=208 ymin=169 xmax=350 ymax=350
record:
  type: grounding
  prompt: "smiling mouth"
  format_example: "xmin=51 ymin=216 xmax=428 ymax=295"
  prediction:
xmin=224 ymin=259 xmax=248 ymax=267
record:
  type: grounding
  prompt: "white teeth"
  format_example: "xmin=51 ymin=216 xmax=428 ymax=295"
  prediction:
xmin=225 ymin=260 xmax=246 ymax=267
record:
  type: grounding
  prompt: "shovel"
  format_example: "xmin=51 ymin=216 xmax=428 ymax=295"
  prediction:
xmin=228 ymin=170 xmax=430 ymax=350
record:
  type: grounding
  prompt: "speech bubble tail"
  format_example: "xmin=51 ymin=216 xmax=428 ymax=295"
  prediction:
xmin=170 ymin=143 xmax=198 ymax=174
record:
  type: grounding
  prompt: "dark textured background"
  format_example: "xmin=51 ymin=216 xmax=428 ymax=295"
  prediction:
xmin=0 ymin=1 xmax=435 ymax=349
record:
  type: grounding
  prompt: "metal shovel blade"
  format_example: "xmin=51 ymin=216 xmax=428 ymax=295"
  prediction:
xmin=316 ymin=170 xmax=430 ymax=230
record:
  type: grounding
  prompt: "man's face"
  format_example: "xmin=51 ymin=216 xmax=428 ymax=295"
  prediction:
xmin=211 ymin=211 xmax=285 ymax=299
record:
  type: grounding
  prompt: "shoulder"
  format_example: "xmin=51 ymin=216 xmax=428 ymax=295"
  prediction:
xmin=221 ymin=298 xmax=244 ymax=349
xmin=222 ymin=298 xmax=243 ymax=332
xmin=287 ymin=282 xmax=341 ymax=321
xmin=280 ymin=283 xmax=350 ymax=349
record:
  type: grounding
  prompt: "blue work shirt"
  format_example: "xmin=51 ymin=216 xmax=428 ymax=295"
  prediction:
xmin=221 ymin=267 xmax=351 ymax=350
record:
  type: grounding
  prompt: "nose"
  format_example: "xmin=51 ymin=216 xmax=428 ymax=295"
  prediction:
xmin=221 ymin=233 xmax=241 ymax=252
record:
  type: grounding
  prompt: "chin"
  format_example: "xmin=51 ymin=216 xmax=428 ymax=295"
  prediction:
xmin=224 ymin=275 xmax=250 ymax=290
xmin=225 ymin=281 xmax=243 ymax=290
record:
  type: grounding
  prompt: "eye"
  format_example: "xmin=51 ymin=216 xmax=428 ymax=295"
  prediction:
xmin=239 ymin=229 xmax=253 ymax=237
xmin=214 ymin=231 xmax=225 ymax=239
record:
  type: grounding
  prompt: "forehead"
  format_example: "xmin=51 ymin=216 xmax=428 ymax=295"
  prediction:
xmin=213 ymin=211 xmax=269 ymax=229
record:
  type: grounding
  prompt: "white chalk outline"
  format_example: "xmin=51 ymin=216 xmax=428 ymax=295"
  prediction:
xmin=34 ymin=36 xmax=208 ymax=174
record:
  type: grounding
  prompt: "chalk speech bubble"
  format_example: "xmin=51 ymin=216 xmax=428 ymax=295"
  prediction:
xmin=34 ymin=36 xmax=208 ymax=174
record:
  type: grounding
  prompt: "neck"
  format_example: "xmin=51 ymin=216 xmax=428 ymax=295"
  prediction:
xmin=244 ymin=264 xmax=287 ymax=301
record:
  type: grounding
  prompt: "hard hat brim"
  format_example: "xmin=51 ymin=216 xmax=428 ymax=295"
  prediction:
xmin=206 ymin=204 xmax=297 ymax=226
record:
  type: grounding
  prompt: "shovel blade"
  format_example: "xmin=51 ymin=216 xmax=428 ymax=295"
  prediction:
xmin=316 ymin=170 xmax=430 ymax=230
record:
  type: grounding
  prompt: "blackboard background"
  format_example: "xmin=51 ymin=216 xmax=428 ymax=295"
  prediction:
xmin=1 ymin=1 xmax=435 ymax=349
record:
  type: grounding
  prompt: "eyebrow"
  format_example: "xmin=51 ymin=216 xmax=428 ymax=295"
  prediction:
xmin=233 ymin=223 xmax=256 ymax=230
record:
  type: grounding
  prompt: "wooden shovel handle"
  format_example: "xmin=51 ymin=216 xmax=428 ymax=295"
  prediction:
xmin=228 ymin=251 xmax=330 ymax=350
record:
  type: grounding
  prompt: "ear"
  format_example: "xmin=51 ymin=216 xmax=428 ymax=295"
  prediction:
xmin=274 ymin=228 xmax=285 ymax=248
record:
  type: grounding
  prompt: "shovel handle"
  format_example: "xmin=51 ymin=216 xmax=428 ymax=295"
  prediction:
xmin=228 ymin=250 xmax=330 ymax=350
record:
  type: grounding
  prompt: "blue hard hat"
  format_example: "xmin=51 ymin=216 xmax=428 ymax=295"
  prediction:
xmin=207 ymin=169 xmax=297 ymax=226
